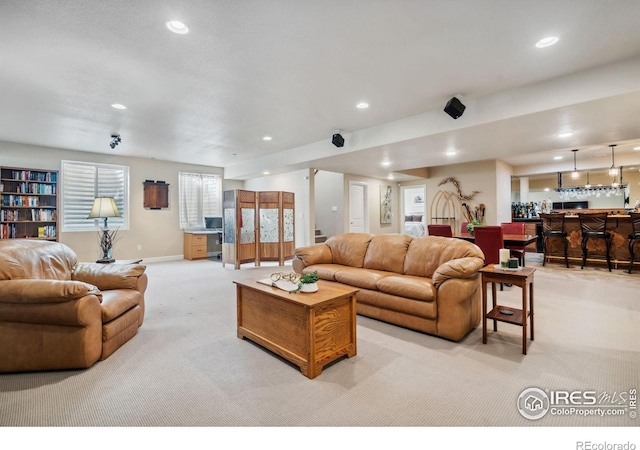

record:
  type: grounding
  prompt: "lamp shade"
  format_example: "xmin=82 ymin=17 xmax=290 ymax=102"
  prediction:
xmin=87 ymin=197 xmax=121 ymax=219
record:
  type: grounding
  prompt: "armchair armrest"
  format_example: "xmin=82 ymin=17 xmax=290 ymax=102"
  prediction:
xmin=0 ymin=279 xmax=101 ymax=304
xmin=72 ymin=263 xmax=146 ymax=291
xmin=432 ymin=257 xmax=484 ymax=288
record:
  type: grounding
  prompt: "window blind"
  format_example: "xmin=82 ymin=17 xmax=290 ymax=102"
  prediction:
xmin=61 ymin=161 xmax=129 ymax=232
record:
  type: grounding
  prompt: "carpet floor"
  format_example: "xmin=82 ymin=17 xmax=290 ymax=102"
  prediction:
xmin=1 ymin=253 xmax=638 ymax=439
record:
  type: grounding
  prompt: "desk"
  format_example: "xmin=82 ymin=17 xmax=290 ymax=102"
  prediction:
xmin=480 ymin=265 xmax=536 ymax=355
xmin=184 ymin=229 xmax=222 ymax=260
xmin=455 ymin=233 xmax=537 ymax=248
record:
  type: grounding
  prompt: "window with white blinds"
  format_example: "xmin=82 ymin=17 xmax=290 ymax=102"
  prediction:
xmin=179 ymin=172 xmax=222 ymax=229
xmin=61 ymin=161 xmax=129 ymax=231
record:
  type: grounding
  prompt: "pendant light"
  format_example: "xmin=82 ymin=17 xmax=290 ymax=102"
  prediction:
xmin=608 ymin=144 xmax=619 ymax=176
xmin=584 ymin=172 xmax=591 ymax=188
xmin=571 ymin=149 xmax=580 ymax=179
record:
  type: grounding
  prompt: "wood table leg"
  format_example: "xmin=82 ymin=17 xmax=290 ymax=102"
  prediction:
xmin=491 ymin=282 xmax=497 ymax=331
xmin=522 ymin=282 xmax=528 ymax=355
xmin=529 ymin=280 xmax=534 ymax=341
xmin=482 ymin=279 xmax=487 ymax=344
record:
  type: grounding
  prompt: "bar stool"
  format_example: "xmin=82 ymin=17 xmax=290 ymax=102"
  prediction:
xmin=578 ymin=212 xmax=612 ymax=272
xmin=628 ymin=212 xmax=640 ymax=274
xmin=539 ymin=213 xmax=569 ymax=268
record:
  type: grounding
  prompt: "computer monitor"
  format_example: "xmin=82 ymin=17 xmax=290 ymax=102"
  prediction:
xmin=205 ymin=217 xmax=222 ymax=229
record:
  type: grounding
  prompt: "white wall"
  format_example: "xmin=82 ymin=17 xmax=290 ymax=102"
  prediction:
xmin=243 ymin=169 xmax=313 ymax=247
xmin=342 ymin=174 xmax=400 ymax=235
xmin=314 ymin=170 xmax=344 ymax=239
xmin=496 ymin=160 xmax=514 ymax=224
xmin=427 ymin=160 xmax=498 ymax=227
xmin=1 ymin=141 xmax=226 ymax=262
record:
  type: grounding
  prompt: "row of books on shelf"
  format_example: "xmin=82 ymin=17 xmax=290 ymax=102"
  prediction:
xmin=0 ymin=182 xmax=56 ymax=195
xmin=0 ymin=224 xmax=57 ymax=239
xmin=1 ymin=195 xmax=49 ymax=207
xmin=3 ymin=170 xmax=57 ymax=182
xmin=1 ymin=209 xmax=57 ymax=222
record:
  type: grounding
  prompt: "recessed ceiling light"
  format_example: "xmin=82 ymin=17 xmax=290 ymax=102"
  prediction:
xmin=381 ymin=161 xmax=391 ymax=167
xmin=536 ymin=36 xmax=558 ymax=48
xmin=262 ymin=171 xmax=270 ymax=175
xmin=387 ymin=174 xmax=394 ymax=180
xmin=445 ymin=151 xmax=457 ymax=156
xmin=557 ymin=131 xmax=574 ymax=138
xmin=356 ymin=102 xmax=369 ymax=109
xmin=544 ymin=188 xmax=550 ymax=192
xmin=166 ymin=21 xmax=189 ymax=34
xmin=553 ymin=156 xmax=563 ymax=160
xmin=634 ymin=146 xmax=640 ymax=151
xmin=111 ymin=104 xmax=126 ymax=110
xmin=262 ymin=136 xmax=272 ymax=141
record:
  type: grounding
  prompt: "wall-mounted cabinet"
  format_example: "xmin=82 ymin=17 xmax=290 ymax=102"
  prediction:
xmin=0 ymin=166 xmax=58 ymax=241
xmin=143 ymin=181 xmax=169 ymax=209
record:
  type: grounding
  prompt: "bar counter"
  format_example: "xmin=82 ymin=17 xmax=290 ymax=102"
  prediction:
xmin=544 ymin=214 xmax=637 ymax=269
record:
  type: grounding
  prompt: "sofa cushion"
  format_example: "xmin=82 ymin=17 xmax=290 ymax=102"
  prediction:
xmin=404 ymin=235 xmax=484 ymax=278
xmin=302 ymin=264 xmax=343 ymax=281
xmin=363 ymin=233 xmax=412 ymax=273
xmin=376 ymin=274 xmax=436 ymax=302
xmin=325 ymin=233 xmax=374 ymax=268
xmin=334 ymin=267 xmax=393 ymax=290
xmin=100 ymin=289 xmax=142 ymax=323
xmin=0 ymin=240 xmax=76 ymax=281
xmin=356 ymin=289 xmax=437 ymax=320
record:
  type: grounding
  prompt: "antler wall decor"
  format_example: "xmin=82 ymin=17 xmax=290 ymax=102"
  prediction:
xmin=435 ymin=177 xmax=484 ymax=224
xmin=438 ymin=177 xmax=480 ymax=201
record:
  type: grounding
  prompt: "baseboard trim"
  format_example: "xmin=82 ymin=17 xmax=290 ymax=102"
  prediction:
xmin=141 ymin=255 xmax=184 ymax=264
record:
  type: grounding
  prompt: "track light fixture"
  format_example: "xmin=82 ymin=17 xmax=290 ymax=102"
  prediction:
xmin=332 ymin=130 xmax=344 ymax=148
xmin=110 ymin=134 xmax=121 ymax=149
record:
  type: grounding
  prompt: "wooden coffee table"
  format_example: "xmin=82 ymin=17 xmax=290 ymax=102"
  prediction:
xmin=234 ymin=279 xmax=358 ymax=379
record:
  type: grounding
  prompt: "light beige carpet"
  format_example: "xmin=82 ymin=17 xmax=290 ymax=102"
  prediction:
xmin=1 ymin=253 xmax=638 ymax=432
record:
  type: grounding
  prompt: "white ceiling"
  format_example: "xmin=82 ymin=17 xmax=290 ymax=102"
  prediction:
xmin=1 ymin=1 xmax=640 ymax=181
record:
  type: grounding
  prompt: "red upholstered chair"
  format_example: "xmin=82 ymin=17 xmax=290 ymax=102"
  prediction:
xmin=460 ymin=222 xmax=469 ymax=234
xmin=473 ymin=226 xmax=505 ymax=290
xmin=473 ymin=226 xmax=504 ymax=265
xmin=428 ymin=224 xmax=453 ymax=237
xmin=501 ymin=222 xmax=526 ymax=267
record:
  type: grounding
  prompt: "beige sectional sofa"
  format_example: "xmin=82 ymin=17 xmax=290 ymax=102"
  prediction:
xmin=292 ymin=233 xmax=485 ymax=341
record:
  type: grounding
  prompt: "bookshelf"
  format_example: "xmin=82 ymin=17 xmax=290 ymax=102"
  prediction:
xmin=0 ymin=166 xmax=58 ymax=241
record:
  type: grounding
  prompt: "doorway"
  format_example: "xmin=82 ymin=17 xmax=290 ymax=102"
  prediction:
xmin=401 ymin=185 xmax=426 ymax=237
xmin=348 ymin=181 xmax=368 ymax=233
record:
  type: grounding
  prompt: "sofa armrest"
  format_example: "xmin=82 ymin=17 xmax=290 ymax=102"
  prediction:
xmin=72 ymin=263 xmax=146 ymax=291
xmin=432 ymin=257 xmax=484 ymax=288
xmin=0 ymin=279 xmax=101 ymax=304
xmin=293 ymin=245 xmax=332 ymax=268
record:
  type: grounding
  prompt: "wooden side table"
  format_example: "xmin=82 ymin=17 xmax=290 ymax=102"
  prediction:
xmin=479 ymin=265 xmax=536 ymax=355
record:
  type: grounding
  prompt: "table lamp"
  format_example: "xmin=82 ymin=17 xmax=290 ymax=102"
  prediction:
xmin=87 ymin=197 xmax=121 ymax=263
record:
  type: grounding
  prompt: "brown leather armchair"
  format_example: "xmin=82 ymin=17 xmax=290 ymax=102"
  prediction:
xmin=0 ymin=239 xmax=147 ymax=372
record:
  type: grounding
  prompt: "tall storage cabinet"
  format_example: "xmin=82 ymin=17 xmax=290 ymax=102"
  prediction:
xmin=0 ymin=166 xmax=58 ymax=241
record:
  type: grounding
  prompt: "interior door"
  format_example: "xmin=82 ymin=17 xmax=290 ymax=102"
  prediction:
xmin=349 ymin=183 xmax=365 ymax=232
